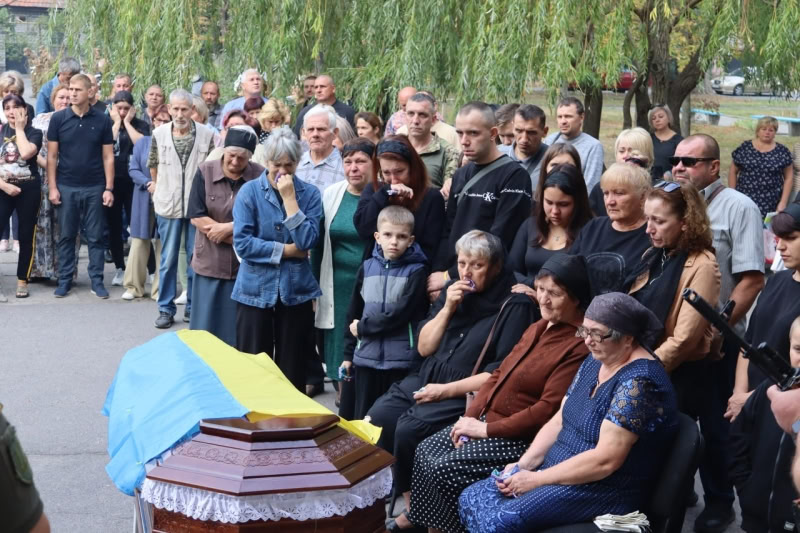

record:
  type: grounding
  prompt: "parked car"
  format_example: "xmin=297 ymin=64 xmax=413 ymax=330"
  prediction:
xmin=712 ymin=68 xmax=773 ymax=96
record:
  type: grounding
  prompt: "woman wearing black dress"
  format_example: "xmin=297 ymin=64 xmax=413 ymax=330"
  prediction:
xmin=508 ymin=163 xmax=592 ymax=303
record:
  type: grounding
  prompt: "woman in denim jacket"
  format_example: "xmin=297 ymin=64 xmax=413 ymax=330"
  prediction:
xmin=231 ymin=126 xmax=323 ymax=391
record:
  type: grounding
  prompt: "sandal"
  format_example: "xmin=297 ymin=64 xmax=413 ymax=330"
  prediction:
xmin=16 ymin=281 xmax=29 ymax=299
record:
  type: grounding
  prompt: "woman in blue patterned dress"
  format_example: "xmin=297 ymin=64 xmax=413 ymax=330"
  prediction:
xmin=729 ymin=116 xmax=793 ymax=218
xmin=458 ymin=292 xmax=678 ymax=533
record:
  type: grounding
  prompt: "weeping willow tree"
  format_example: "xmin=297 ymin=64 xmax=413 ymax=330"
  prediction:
xmin=52 ymin=0 xmax=800 ymax=131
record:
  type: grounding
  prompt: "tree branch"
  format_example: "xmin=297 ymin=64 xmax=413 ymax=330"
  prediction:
xmin=672 ymin=0 xmax=705 ymax=28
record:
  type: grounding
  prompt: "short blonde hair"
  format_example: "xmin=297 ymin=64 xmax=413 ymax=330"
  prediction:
xmin=614 ymin=128 xmax=654 ymax=169
xmin=192 ymin=96 xmax=209 ymax=123
xmin=756 ymin=116 xmax=778 ymax=134
xmin=600 ymin=162 xmax=652 ymax=198
xmin=257 ymin=98 xmax=290 ymax=130
xmin=0 ymin=73 xmax=24 ymax=95
xmin=648 ymin=105 xmax=674 ymax=128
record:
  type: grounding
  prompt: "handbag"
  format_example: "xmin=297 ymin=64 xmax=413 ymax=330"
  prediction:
xmin=464 ymin=297 xmax=513 ymax=413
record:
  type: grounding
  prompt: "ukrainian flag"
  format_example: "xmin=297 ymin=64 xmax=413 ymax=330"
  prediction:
xmin=103 ymin=330 xmax=381 ymax=495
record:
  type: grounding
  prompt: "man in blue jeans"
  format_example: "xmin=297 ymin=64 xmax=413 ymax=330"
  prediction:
xmin=47 ymin=73 xmax=115 ymax=298
xmin=148 ymin=89 xmax=215 ymax=328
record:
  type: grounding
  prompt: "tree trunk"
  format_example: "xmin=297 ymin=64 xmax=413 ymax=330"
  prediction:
xmin=582 ymin=86 xmax=603 ymax=139
xmin=680 ymin=93 xmax=691 ymax=137
xmin=623 ymin=72 xmax=646 ymax=129
xmin=634 ymin=81 xmax=651 ymax=130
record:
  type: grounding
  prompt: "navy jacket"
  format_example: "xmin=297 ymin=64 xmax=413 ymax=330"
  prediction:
xmin=344 ymin=242 xmax=429 ymax=370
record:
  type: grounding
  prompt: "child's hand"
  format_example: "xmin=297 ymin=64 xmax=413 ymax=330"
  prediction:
xmin=349 ymin=319 xmax=359 ymax=337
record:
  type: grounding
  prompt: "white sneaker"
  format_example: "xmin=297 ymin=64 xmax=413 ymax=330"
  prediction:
xmin=147 ymin=273 xmax=154 ymax=285
xmin=175 ymin=290 xmax=188 ymax=305
xmin=121 ymin=290 xmax=136 ymax=301
xmin=11 ymin=240 xmax=19 ymax=253
xmin=112 ymin=268 xmax=124 ymax=286
xmin=0 ymin=239 xmax=8 ymax=252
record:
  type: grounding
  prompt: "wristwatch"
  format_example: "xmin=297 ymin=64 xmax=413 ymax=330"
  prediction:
xmin=105 ymin=188 xmax=113 ymax=192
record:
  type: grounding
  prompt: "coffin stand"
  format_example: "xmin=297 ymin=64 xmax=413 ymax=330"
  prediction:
xmin=143 ymin=415 xmax=394 ymax=533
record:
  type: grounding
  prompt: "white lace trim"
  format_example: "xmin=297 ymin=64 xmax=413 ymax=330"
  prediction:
xmin=141 ymin=467 xmax=393 ymax=523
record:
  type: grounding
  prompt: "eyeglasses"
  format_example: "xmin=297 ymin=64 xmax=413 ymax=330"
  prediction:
xmin=668 ymin=156 xmax=715 ymax=167
xmin=575 ymin=326 xmax=614 ymax=343
xmin=654 ymin=181 xmax=681 ymax=192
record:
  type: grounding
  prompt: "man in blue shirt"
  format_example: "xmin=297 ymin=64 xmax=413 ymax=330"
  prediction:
xmin=35 ymin=57 xmax=81 ymax=115
xmin=220 ymin=69 xmax=266 ymax=119
xmin=46 ymin=74 xmax=115 ymax=298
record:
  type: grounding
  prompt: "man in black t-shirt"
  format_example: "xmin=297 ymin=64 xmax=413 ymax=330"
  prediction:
xmin=427 ymin=101 xmax=532 ymax=298
xmin=47 ymin=74 xmax=115 ymax=299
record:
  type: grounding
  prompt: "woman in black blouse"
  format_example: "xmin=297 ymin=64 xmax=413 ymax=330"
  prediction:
xmin=0 ymin=94 xmax=43 ymax=299
xmin=353 ymin=135 xmax=445 ymax=263
xmin=368 ymin=230 xmax=537 ymax=531
xmin=508 ymin=163 xmax=592 ymax=301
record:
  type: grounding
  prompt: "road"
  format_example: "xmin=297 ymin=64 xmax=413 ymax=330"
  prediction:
xmin=0 ymin=249 xmax=742 ymax=532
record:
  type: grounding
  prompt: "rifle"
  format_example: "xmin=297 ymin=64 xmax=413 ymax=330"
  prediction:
xmin=682 ymin=288 xmax=800 ymax=391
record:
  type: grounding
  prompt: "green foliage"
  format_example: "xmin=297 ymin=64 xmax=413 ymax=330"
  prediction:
xmin=53 ymin=0 xmax=800 ymax=113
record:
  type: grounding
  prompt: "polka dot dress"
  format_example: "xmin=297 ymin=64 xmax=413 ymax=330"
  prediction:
xmin=732 ymin=140 xmax=792 ymax=218
xmin=407 ymin=417 xmax=528 ymax=533
xmin=458 ymin=357 xmax=678 ymax=532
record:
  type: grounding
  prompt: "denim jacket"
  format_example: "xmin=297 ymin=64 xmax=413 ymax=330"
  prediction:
xmin=231 ymin=172 xmax=323 ymax=308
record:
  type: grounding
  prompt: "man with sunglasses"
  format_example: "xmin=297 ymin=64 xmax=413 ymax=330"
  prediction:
xmin=672 ymin=134 xmax=765 ymax=533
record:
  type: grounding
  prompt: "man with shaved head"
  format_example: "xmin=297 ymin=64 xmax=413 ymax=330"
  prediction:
xmin=384 ymin=86 xmax=417 ymax=136
xmin=427 ymin=101 xmax=532 ymax=298
xmin=220 ymin=68 xmax=267 ymax=118
xmin=293 ymin=74 xmax=355 ymax=137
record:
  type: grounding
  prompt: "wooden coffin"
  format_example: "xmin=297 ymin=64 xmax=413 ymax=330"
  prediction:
xmin=147 ymin=414 xmax=394 ymax=533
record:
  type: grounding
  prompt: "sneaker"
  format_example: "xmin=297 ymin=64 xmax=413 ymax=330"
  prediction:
xmin=11 ymin=240 xmax=19 ymax=253
xmin=147 ymin=273 xmax=155 ymax=285
xmin=91 ymin=281 xmax=109 ymax=299
xmin=54 ymin=281 xmax=72 ymax=298
xmin=154 ymin=311 xmax=174 ymax=329
xmin=175 ymin=290 xmax=188 ymax=305
xmin=112 ymin=268 xmax=124 ymax=286
xmin=121 ymin=290 xmax=136 ymax=301
xmin=694 ymin=502 xmax=735 ymax=533
xmin=0 ymin=239 xmax=7 ymax=252
xmin=183 ymin=309 xmax=191 ymax=323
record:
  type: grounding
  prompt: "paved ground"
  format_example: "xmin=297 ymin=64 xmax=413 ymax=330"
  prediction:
xmin=0 ymin=248 xmax=742 ymax=532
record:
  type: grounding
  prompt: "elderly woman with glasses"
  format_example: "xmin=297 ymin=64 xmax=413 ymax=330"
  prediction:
xmin=459 ymin=292 xmax=678 ymax=532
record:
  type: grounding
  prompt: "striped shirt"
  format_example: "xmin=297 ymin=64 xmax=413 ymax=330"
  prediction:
xmin=295 ymin=147 xmax=345 ymax=193
xmin=703 ymin=179 xmax=765 ymax=335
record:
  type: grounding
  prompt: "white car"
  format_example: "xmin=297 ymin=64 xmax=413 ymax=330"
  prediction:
xmin=712 ymin=68 xmax=772 ymax=96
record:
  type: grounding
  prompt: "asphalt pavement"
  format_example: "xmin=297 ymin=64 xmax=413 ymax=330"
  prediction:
xmin=0 ymin=248 xmax=741 ymax=532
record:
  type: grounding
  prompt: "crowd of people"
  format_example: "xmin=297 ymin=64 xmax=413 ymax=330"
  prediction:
xmin=1 ymin=61 xmax=800 ymax=533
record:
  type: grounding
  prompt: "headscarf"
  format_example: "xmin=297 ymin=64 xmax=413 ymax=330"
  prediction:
xmin=538 ymin=254 xmax=592 ymax=310
xmin=585 ymin=292 xmax=663 ymax=350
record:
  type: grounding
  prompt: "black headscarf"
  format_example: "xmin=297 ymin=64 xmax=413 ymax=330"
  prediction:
xmin=585 ymin=292 xmax=663 ymax=350
xmin=538 ymin=254 xmax=592 ymax=310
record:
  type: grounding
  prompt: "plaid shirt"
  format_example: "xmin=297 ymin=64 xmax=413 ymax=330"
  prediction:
xmin=295 ymin=147 xmax=345 ymax=193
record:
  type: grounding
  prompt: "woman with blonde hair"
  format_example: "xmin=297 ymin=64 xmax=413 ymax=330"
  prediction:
xmin=569 ymin=163 xmax=652 ymax=293
xmin=730 ymin=116 xmax=793 ymax=217
xmin=257 ymin=99 xmax=291 ymax=133
xmin=649 ymin=104 xmax=683 ymax=180
xmin=615 ymin=127 xmax=654 ymax=170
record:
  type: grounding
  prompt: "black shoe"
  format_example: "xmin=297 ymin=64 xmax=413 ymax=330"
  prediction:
xmin=183 ymin=309 xmax=190 ymax=323
xmin=154 ymin=312 xmax=174 ymax=329
xmin=386 ymin=511 xmax=426 ymax=533
xmin=90 ymin=281 xmax=109 ymax=299
xmin=305 ymin=383 xmax=324 ymax=397
xmin=694 ymin=502 xmax=734 ymax=533
xmin=105 ymin=250 xmax=113 ymax=263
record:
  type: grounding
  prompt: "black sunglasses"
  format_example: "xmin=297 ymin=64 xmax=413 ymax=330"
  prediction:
xmin=654 ymin=181 xmax=681 ymax=192
xmin=668 ymin=156 xmax=715 ymax=167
